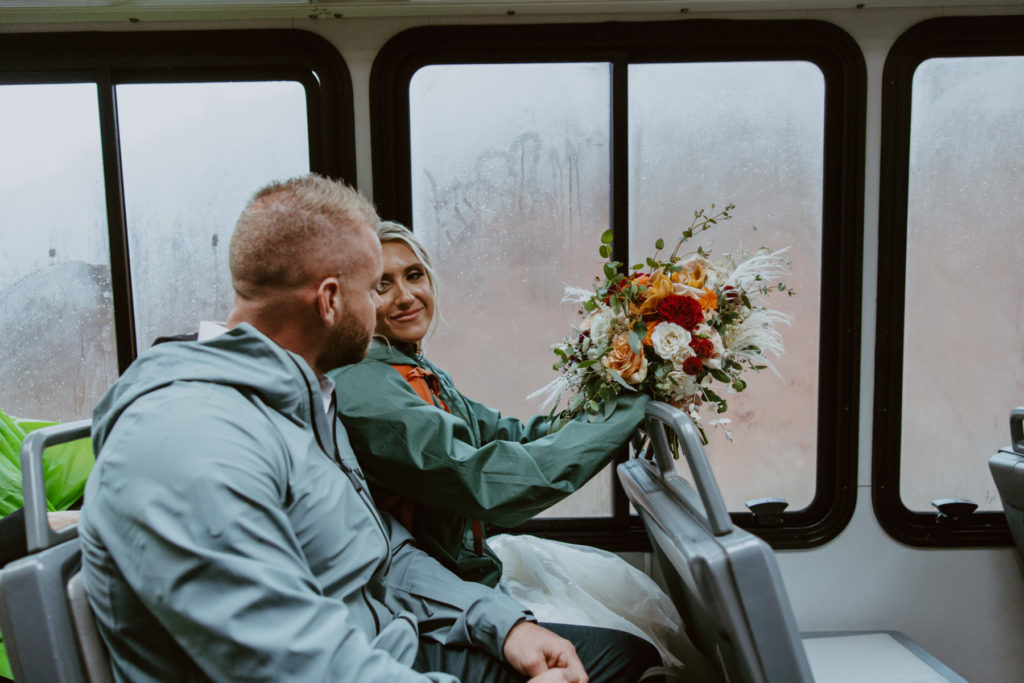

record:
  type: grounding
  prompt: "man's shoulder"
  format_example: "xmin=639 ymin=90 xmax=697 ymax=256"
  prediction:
xmin=104 ymin=382 xmax=278 ymax=461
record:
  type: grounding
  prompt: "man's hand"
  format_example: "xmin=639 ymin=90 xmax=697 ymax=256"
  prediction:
xmin=503 ymin=621 xmax=588 ymax=683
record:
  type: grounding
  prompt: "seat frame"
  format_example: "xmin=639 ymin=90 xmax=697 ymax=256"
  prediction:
xmin=618 ymin=401 xmax=966 ymax=683
xmin=0 ymin=420 xmax=112 ymax=683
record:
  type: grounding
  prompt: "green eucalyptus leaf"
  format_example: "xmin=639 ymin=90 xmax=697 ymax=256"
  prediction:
xmin=605 ymin=369 xmax=638 ymax=392
xmin=602 ymin=393 xmax=619 ymax=419
xmin=655 ymin=238 xmax=665 ymax=250
xmin=710 ymin=368 xmax=731 ymax=384
xmin=627 ymin=330 xmax=642 ymax=355
xmin=601 ymin=229 xmax=614 ymax=245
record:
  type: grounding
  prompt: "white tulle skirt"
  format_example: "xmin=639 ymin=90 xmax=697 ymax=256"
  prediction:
xmin=489 ymin=533 xmax=684 ymax=667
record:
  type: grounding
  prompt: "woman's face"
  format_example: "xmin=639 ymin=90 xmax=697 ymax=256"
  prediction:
xmin=375 ymin=241 xmax=435 ymax=346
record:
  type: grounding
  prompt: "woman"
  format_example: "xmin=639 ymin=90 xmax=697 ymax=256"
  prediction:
xmin=329 ymin=221 xmax=651 ymax=588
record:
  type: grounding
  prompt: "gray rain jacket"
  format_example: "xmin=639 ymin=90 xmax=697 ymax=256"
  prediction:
xmin=79 ymin=324 xmax=531 ymax=682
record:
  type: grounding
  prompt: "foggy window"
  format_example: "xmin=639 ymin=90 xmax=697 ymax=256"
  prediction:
xmin=0 ymin=83 xmax=117 ymax=422
xmin=117 ymin=81 xmax=309 ymax=350
xmin=408 ymin=60 xmax=824 ymax=515
xmin=409 ymin=63 xmax=613 ymax=517
xmin=629 ymin=61 xmax=824 ymax=511
xmin=900 ymin=56 xmax=1024 ymax=512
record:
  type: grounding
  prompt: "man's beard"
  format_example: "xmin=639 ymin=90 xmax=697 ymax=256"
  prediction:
xmin=319 ymin=316 xmax=372 ymax=371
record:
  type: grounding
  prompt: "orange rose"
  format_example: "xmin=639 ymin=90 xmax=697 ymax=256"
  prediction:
xmin=602 ymin=333 xmax=648 ymax=384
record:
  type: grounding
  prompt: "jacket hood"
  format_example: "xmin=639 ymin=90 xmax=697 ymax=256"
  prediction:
xmin=92 ymin=323 xmax=328 ymax=454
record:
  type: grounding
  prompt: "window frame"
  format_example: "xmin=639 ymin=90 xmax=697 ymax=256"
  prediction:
xmin=873 ymin=16 xmax=1024 ymax=548
xmin=0 ymin=29 xmax=356 ymax=373
xmin=371 ymin=19 xmax=866 ymax=551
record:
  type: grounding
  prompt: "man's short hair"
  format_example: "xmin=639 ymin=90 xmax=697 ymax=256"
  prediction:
xmin=229 ymin=174 xmax=380 ymax=294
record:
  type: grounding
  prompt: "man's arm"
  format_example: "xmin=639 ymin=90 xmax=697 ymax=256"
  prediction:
xmin=381 ymin=515 xmax=588 ymax=682
xmin=81 ymin=389 xmax=452 ymax=683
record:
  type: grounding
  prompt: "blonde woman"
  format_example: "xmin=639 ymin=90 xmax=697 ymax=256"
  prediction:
xmin=330 ymin=223 xmax=683 ymax=673
xmin=330 ymin=221 xmax=649 ymax=587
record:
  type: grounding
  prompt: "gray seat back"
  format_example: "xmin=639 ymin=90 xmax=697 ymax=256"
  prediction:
xmin=989 ymin=407 xmax=1024 ymax=569
xmin=617 ymin=402 xmax=813 ymax=683
xmin=67 ymin=572 xmax=114 ymax=683
xmin=0 ymin=419 xmax=105 ymax=683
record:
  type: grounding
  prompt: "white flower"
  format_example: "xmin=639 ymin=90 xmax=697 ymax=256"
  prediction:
xmin=665 ymin=367 xmax=700 ymax=400
xmin=588 ymin=310 xmax=614 ymax=345
xmin=650 ymin=322 xmax=694 ymax=365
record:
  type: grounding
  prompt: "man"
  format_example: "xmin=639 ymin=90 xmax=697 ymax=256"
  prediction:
xmin=79 ymin=174 xmax=657 ymax=682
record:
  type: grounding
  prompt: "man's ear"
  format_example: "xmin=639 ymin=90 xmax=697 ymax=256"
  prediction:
xmin=316 ymin=277 xmax=342 ymax=327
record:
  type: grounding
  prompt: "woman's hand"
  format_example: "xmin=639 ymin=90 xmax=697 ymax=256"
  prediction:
xmin=503 ymin=621 xmax=588 ymax=683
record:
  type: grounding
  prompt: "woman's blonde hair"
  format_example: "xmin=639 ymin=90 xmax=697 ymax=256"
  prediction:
xmin=377 ymin=221 xmax=441 ymax=342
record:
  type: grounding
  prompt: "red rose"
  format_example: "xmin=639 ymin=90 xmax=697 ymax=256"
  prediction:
xmin=681 ymin=356 xmax=703 ymax=376
xmin=690 ymin=336 xmax=714 ymax=358
xmin=657 ymin=294 xmax=703 ymax=330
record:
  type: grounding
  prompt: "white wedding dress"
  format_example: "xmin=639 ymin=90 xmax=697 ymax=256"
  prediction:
xmin=489 ymin=533 xmax=685 ymax=667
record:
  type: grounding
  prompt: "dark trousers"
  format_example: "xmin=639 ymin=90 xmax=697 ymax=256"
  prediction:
xmin=414 ymin=622 xmax=661 ymax=682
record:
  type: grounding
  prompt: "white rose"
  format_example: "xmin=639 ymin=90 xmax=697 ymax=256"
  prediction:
xmin=650 ymin=322 xmax=694 ymax=365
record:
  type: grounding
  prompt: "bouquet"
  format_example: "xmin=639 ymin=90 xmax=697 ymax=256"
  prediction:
xmin=534 ymin=204 xmax=793 ymax=443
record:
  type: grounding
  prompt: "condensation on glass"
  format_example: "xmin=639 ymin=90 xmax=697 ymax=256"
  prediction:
xmin=629 ymin=61 xmax=824 ymax=511
xmin=901 ymin=56 xmax=1024 ymax=512
xmin=409 ymin=63 xmax=613 ymax=517
xmin=0 ymin=83 xmax=117 ymax=422
xmin=116 ymin=81 xmax=309 ymax=352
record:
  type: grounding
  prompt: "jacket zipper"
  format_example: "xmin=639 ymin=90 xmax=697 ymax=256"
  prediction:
xmin=287 ymin=356 xmax=393 ymax=635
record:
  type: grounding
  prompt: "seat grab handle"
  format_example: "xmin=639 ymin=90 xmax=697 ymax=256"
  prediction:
xmin=21 ymin=419 xmax=92 ymax=553
xmin=643 ymin=402 xmax=733 ymax=536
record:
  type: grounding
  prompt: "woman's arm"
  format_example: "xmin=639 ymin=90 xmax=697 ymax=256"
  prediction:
xmin=336 ymin=360 xmax=649 ymax=527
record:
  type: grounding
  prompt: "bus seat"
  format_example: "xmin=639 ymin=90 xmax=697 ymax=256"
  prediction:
xmin=618 ymin=402 xmax=967 ymax=683
xmin=67 ymin=573 xmax=114 ymax=683
xmin=989 ymin=406 xmax=1024 ymax=569
xmin=0 ymin=420 xmax=100 ymax=683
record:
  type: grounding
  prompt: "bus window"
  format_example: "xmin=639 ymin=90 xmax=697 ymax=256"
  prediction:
xmin=409 ymin=62 xmax=613 ymax=517
xmin=373 ymin=20 xmax=865 ymax=549
xmin=0 ymin=83 xmax=116 ymax=422
xmin=900 ymin=56 xmax=1024 ymax=514
xmin=875 ymin=17 xmax=1024 ymax=546
xmin=0 ymin=29 xmax=355 ymax=401
xmin=629 ymin=60 xmax=823 ymax=512
xmin=117 ymin=81 xmax=308 ymax=352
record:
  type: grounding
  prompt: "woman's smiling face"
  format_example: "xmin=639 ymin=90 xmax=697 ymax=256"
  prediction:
xmin=375 ymin=241 xmax=435 ymax=346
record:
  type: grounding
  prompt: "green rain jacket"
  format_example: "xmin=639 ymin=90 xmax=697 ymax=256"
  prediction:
xmin=330 ymin=340 xmax=650 ymax=588
xmin=80 ymin=324 xmax=531 ymax=683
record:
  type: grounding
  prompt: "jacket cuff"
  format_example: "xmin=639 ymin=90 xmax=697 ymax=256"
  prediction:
xmin=466 ymin=592 xmax=536 ymax=661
